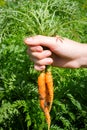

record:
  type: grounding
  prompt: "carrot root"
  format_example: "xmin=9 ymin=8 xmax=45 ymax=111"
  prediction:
xmin=37 ymin=69 xmax=54 ymax=130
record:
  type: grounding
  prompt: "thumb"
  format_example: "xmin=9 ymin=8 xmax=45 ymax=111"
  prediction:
xmin=24 ymin=35 xmax=61 ymax=50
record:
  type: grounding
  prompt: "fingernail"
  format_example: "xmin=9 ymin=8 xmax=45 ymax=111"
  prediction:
xmin=48 ymin=59 xmax=53 ymax=64
xmin=46 ymin=51 xmax=51 ymax=56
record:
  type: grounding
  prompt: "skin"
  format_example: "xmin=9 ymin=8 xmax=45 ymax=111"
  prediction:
xmin=24 ymin=35 xmax=87 ymax=71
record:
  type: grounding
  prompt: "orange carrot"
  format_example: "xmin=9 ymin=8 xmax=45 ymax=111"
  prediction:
xmin=38 ymin=71 xmax=46 ymax=110
xmin=45 ymin=70 xmax=54 ymax=112
xmin=37 ymin=69 xmax=53 ymax=130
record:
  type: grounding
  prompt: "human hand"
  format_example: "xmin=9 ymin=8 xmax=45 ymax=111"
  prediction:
xmin=24 ymin=35 xmax=87 ymax=71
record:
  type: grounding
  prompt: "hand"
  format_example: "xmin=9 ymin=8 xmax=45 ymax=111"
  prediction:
xmin=24 ymin=35 xmax=87 ymax=71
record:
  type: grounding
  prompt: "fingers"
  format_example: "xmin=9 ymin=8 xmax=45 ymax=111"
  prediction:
xmin=29 ymin=50 xmax=53 ymax=66
xmin=27 ymin=46 xmax=53 ymax=71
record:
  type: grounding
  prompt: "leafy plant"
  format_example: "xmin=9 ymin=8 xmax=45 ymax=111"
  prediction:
xmin=0 ymin=0 xmax=87 ymax=130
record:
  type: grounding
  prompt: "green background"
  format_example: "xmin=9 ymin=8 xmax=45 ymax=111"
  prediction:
xmin=0 ymin=0 xmax=87 ymax=129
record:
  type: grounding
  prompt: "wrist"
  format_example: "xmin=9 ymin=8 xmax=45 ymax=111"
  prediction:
xmin=78 ymin=44 xmax=87 ymax=68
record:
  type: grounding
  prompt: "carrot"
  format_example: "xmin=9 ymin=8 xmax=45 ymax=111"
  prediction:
xmin=38 ymin=71 xmax=46 ymax=110
xmin=37 ymin=68 xmax=53 ymax=130
xmin=45 ymin=70 xmax=54 ymax=112
xmin=38 ymin=70 xmax=51 ymax=130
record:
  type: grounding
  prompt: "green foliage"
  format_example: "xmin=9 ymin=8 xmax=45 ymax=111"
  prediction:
xmin=0 ymin=0 xmax=87 ymax=130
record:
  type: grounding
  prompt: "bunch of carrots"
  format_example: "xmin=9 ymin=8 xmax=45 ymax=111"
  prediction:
xmin=38 ymin=67 xmax=54 ymax=130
